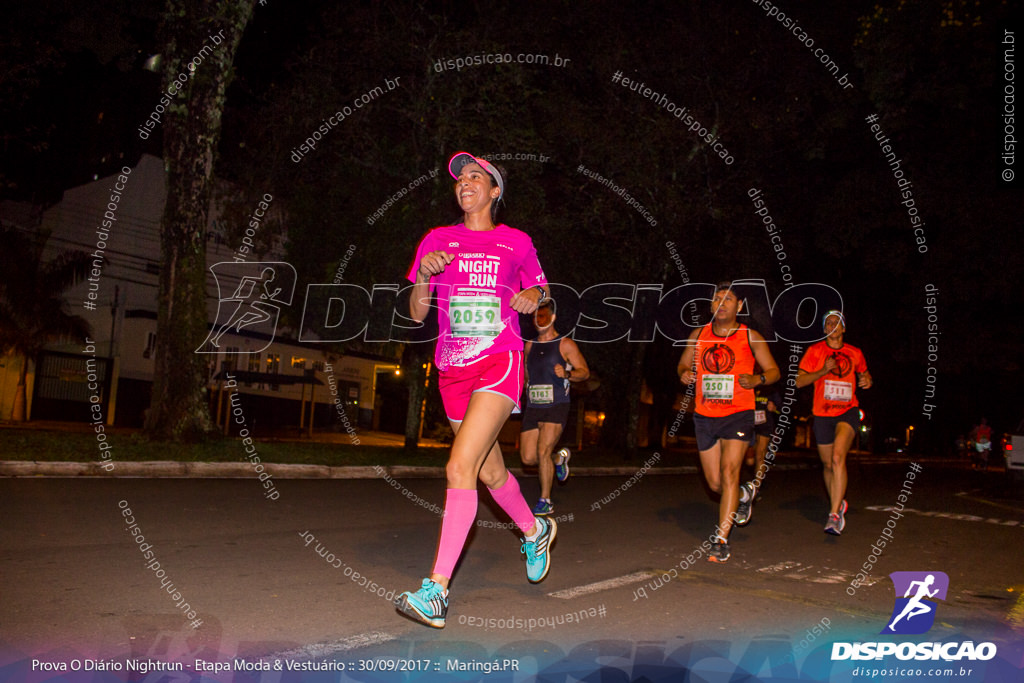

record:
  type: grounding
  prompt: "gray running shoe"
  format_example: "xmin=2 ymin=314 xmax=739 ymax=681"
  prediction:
xmin=707 ymin=540 xmax=732 ymax=563
xmin=735 ymin=481 xmax=755 ymax=526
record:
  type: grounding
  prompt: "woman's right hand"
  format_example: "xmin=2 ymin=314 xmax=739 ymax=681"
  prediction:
xmin=418 ymin=251 xmax=455 ymax=280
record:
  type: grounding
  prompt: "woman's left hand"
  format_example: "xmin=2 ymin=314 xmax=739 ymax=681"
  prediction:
xmin=510 ymin=287 xmax=542 ymax=314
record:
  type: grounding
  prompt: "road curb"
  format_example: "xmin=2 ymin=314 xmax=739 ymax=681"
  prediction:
xmin=0 ymin=460 xmax=700 ymax=479
xmin=1 ymin=456 xmax=960 ymax=480
xmin=0 ymin=461 xmax=837 ymax=479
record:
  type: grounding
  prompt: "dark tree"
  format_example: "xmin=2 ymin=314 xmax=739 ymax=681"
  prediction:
xmin=0 ymin=224 xmax=92 ymax=420
xmin=145 ymin=0 xmax=255 ymax=440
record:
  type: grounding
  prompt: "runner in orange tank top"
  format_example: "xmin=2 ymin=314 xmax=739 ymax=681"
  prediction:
xmin=796 ymin=310 xmax=872 ymax=536
xmin=678 ymin=282 xmax=780 ymax=563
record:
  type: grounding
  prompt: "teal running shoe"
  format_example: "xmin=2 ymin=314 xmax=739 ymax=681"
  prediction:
xmin=395 ymin=578 xmax=448 ymax=628
xmin=522 ymin=516 xmax=557 ymax=583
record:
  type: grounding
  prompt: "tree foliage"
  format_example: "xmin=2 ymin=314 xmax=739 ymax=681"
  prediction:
xmin=5 ymin=0 xmax=1015 ymax=442
xmin=0 ymin=224 xmax=92 ymax=420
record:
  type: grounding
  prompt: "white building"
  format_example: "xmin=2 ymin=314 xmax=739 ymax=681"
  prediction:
xmin=2 ymin=154 xmax=399 ymax=431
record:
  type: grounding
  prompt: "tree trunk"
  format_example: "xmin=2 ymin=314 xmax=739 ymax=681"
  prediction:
xmin=145 ymin=0 xmax=255 ymax=441
xmin=10 ymin=355 xmax=29 ymax=422
xmin=624 ymin=343 xmax=646 ymax=458
xmin=403 ymin=344 xmax=430 ymax=450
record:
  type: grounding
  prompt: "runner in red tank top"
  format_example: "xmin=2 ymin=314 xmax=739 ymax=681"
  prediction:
xmin=796 ymin=310 xmax=872 ymax=535
xmin=677 ymin=282 xmax=780 ymax=563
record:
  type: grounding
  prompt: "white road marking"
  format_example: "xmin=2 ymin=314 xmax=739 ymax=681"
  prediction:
xmin=757 ymin=561 xmax=883 ymax=586
xmin=865 ymin=504 xmax=1022 ymax=527
xmin=758 ymin=561 xmax=801 ymax=574
xmin=552 ymin=561 xmax=888 ymax=603
xmin=954 ymin=490 xmax=1024 ymax=515
xmin=547 ymin=570 xmax=657 ymax=599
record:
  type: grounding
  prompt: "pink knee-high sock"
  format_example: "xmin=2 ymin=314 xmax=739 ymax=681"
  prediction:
xmin=487 ymin=473 xmax=536 ymax=535
xmin=431 ymin=488 xmax=478 ymax=580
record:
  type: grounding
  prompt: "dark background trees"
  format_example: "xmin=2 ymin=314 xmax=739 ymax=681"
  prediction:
xmin=2 ymin=0 xmax=1018 ymax=448
xmin=0 ymin=226 xmax=91 ymax=421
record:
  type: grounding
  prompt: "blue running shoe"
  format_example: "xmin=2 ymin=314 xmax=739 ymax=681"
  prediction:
xmin=532 ymin=498 xmax=553 ymax=515
xmin=554 ymin=448 xmax=571 ymax=482
xmin=522 ymin=516 xmax=557 ymax=583
xmin=395 ymin=578 xmax=448 ymax=628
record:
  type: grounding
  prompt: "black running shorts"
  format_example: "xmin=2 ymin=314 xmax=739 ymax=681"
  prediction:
xmin=693 ymin=410 xmax=756 ymax=452
xmin=520 ymin=402 xmax=571 ymax=432
xmin=812 ymin=407 xmax=861 ymax=446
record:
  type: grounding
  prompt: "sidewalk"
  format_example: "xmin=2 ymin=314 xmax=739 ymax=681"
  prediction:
xmin=2 ymin=454 xmax=965 ymax=480
xmin=0 ymin=459 xmax=717 ymax=479
xmin=0 ymin=420 xmax=448 ymax=447
xmin=0 ymin=421 xmax=967 ymax=479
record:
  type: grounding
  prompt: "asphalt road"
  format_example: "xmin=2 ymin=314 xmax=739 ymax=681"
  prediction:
xmin=2 ymin=456 xmax=1022 ymax=681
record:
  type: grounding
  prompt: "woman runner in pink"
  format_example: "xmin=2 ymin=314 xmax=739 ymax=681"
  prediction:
xmin=394 ymin=152 xmax=556 ymax=628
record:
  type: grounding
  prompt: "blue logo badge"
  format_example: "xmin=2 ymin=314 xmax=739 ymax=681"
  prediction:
xmin=882 ymin=571 xmax=949 ymax=635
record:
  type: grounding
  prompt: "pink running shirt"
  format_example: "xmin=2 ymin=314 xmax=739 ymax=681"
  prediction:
xmin=407 ymin=223 xmax=547 ymax=371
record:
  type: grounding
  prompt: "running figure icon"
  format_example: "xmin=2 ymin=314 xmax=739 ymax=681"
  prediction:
xmin=882 ymin=570 xmax=949 ymax=635
xmin=887 ymin=574 xmax=939 ymax=632
xmin=209 ymin=267 xmax=283 ymax=347
xmin=196 ymin=261 xmax=297 ymax=355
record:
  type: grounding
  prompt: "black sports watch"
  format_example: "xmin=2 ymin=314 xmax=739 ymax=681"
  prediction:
xmin=534 ymin=284 xmax=548 ymax=300
xmin=759 ymin=373 xmax=767 ymax=385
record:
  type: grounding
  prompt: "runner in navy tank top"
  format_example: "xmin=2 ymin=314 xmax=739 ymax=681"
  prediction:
xmin=520 ymin=300 xmax=590 ymax=515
